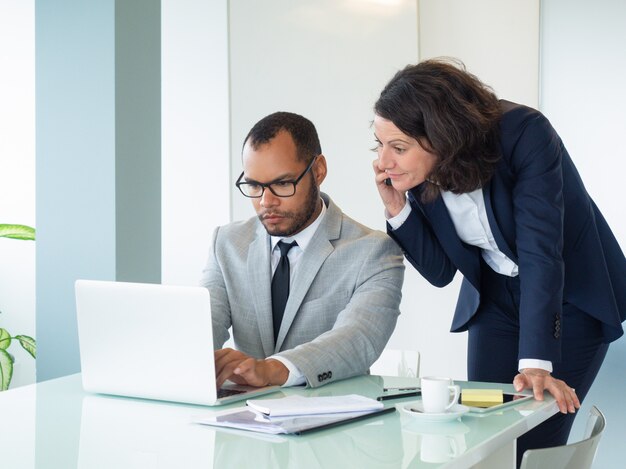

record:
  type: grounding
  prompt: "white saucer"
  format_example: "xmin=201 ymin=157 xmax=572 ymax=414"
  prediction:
xmin=401 ymin=402 xmax=470 ymax=422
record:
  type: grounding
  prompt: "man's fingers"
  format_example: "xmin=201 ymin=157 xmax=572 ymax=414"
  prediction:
xmin=234 ymin=359 xmax=267 ymax=387
xmin=214 ymin=348 xmax=233 ymax=360
xmin=216 ymin=358 xmax=251 ymax=388
xmin=214 ymin=349 xmax=250 ymax=387
xmin=215 ymin=349 xmax=240 ymax=376
xmin=216 ymin=360 xmax=240 ymax=388
xmin=234 ymin=358 xmax=256 ymax=378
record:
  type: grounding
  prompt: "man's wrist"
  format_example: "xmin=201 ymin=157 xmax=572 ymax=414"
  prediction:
xmin=265 ymin=358 xmax=289 ymax=386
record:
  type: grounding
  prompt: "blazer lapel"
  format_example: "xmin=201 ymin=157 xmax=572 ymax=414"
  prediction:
xmin=482 ymin=179 xmax=518 ymax=263
xmin=274 ymin=195 xmax=338 ymax=352
xmin=416 ymin=189 xmax=482 ymax=291
xmin=247 ymin=225 xmax=275 ymax=357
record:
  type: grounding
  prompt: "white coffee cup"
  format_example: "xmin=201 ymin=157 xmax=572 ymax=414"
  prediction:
xmin=420 ymin=376 xmax=460 ymax=413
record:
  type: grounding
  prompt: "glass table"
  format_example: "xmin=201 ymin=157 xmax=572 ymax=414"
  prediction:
xmin=0 ymin=373 xmax=557 ymax=469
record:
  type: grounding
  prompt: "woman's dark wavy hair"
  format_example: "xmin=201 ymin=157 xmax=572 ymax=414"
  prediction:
xmin=374 ymin=58 xmax=502 ymax=202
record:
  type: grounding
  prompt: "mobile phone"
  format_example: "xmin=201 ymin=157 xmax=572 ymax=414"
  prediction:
xmin=376 ymin=389 xmax=421 ymax=401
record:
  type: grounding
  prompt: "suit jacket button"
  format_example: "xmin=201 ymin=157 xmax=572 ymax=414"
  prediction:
xmin=317 ymin=374 xmax=323 ymax=382
xmin=328 ymin=371 xmax=332 ymax=379
xmin=554 ymin=331 xmax=560 ymax=339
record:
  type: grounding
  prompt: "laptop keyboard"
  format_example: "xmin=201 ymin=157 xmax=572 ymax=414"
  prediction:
xmin=217 ymin=388 xmax=246 ymax=398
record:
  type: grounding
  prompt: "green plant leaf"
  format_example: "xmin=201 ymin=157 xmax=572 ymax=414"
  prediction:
xmin=16 ymin=335 xmax=36 ymax=359
xmin=0 ymin=348 xmax=14 ymax=391
xmin=0 ymin=224 xmax=36 ymax=241
xmin=0 ymin=328 xmax=11 ymax=350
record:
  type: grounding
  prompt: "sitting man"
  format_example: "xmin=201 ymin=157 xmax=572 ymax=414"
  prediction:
xmin=201 ymin=111 xmax=404 ymax=388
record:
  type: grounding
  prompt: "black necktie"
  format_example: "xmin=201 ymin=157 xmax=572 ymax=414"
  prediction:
xmin=272 ymin=240 xmax=298 ymax=344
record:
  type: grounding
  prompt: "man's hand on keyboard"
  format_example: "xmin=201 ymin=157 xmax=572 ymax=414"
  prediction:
xmin=214 ymin=348 xmax=288 ymax=388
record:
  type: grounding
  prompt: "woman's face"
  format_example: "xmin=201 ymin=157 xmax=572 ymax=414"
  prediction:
xmin=373 ymin=115 xmax=438 ymax=192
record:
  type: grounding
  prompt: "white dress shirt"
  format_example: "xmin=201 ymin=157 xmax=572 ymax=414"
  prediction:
xmin=387 ymin=190 xmax=552 ymax=373
xmin=269 ymin=199 xmax=327 ymax=386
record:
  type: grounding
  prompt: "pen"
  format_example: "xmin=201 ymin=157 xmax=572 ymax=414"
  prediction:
xmin=376 ymin=390 xmax=421 ymax=401
xmin=383 ymin=387 xmax=420 ymax=392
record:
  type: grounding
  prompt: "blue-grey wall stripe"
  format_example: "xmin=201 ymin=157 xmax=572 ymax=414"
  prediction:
xmin=36 ymin=0 xmax=161 ymax=382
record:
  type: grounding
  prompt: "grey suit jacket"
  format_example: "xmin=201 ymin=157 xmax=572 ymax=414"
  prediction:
xmin=200 ymin=193 xmax=404 ymax=387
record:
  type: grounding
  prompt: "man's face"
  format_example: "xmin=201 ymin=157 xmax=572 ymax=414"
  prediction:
xmin=242 ymin=130 xmax=326 ymax=237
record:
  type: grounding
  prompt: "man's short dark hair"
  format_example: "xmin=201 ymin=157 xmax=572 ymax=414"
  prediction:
xmin=243 ymin=112 xmax=322 ymax=162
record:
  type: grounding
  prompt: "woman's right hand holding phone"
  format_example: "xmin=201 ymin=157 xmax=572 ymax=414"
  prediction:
xmin=372 ymin=159 xmax=407 ymax=218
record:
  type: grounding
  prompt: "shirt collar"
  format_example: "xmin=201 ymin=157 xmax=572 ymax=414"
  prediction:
xmin=270 ymin=198 xmax=326 ymax=253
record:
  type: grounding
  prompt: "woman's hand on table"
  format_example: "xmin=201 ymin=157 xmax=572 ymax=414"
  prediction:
xmin=513 ymin=368 xmax=580 ymax=414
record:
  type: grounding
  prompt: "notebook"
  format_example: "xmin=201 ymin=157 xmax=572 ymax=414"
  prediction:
xmin=75 ymin=279 xmax=279 ymax=406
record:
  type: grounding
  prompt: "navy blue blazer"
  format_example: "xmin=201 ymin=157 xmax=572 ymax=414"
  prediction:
xmin=389 ymin=101 xmax=625 ymax=362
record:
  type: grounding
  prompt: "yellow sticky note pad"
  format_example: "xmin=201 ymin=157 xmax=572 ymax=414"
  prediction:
xmin=461 ymin=389 xmax=504 ymax=408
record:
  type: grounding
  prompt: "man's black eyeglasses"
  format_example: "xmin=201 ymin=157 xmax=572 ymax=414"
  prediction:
xmin=235 ymin=156 xmax=317 ymax=198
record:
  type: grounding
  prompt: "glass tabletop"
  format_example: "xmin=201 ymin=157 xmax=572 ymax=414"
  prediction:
xmin=0 ymin=373 xmax=556 ymax=469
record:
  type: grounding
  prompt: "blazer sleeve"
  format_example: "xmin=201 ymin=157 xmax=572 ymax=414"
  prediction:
xmin=274 ymin=236 xmax=405 ymax=387
xmin=387 ymin=196 xmax=457 ymax=288
xmin=505 ymin=110 xmax=566 ymax=362
xmin=199 ymin=226 xmax=232 ymax=349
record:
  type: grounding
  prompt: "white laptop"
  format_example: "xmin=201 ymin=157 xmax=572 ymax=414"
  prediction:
xmin=75 ymin=279 xmax=279 ymax=406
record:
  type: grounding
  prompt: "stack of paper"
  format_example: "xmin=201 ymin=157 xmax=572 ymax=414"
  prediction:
xmin=247 ymin=394 xmax=383 ymax=417
xmin=195 ymin=394 xmax=390 ymax=435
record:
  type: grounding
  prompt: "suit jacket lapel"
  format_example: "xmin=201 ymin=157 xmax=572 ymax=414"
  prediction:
xmin=482 ymin=179 xmax=518 ymax=263
xmin=247 ymin=225 xmax=275 ymax=357
xmin=274 ymin=195 xmax=338 ymax=352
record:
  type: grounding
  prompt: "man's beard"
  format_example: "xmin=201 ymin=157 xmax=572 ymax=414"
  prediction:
xmin=258 ymin=182 xmax=320 ymax=237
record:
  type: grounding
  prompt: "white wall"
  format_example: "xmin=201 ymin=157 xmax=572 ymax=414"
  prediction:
xmin=161 ymin=0 xmax=231 ymax=286
xmin=229 ymin=0 xmax=419 ymax=227
xmin=540 ymin=0 xmax=625 ymax=244
xmin=541 ymin=0 xmax=626 ymax=465
xmin=419 ymin=0 xmax=540 ymax=107
xmin=0 ymin=0 xmax=36 ymax=388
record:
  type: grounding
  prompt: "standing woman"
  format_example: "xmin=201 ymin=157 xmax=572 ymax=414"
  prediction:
xmin=372 ymin=59 xmax=625 ymax=463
